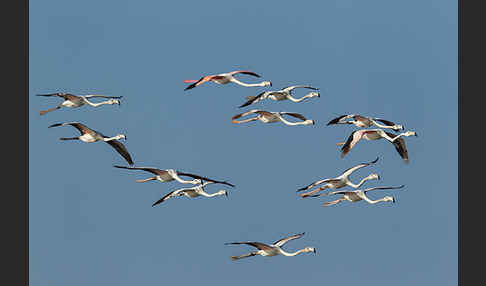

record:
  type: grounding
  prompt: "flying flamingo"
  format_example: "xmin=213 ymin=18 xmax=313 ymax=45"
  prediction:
xmin=232 ymin=109 xmax=315 ymax=126
xmin=307 ymin=185 xmax=406 ymax=207
xmin=327 ymin=114 xmax=404 ymax=131
xmin=184 ymin=70 xmax=272 ymax=90
xmin=337 ymin=129 xmax=418 ymax=163
xmin=225 ymin=232 xmax=316 ymax=260
xmin=239 ymin=85 xmax=320 ymax=108
xmin=37 ymin=93 xmax=122 ymax=115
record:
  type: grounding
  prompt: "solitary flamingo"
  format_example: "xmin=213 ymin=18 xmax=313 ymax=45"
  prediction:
xmin=232 ymin=109 xmax=315 ymax=126
xmin=184 ymin=70 xmax=272 ymax=90
xmin=297 ymin=157 xmax=380 ymax=198
xmin=225 ymin=232 xmax=316 ymax=261
xmin=338 ymin=129 xmax=418 ymax=163
xmin=307 ymin=185 xmax=406 ymax=207
xmin=48 ymin=122 xmax=133 ymax=166
xmin=239 ymin=85 xmax=320 ymax=108
xmin=152 ymin=181 xmax=228 ymax=206
xmin=113 ymin=165 xmax=235 ymax=186
xmin=327 ymin=114 xmax=404 ymax=131
xmin=37 ymin=93 xmax=122 ymax=115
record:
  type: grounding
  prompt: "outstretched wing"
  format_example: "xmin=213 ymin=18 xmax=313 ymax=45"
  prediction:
xmin=340 ymin=157 xmax=379 ymax=177
xmin=327 ymin=114 xmax=355 ymax=125
xmin=232 ymin=109 xmax=263 ymax=120
xmin=279 ymin=112 xmax=308 ymax=121
xmin=273 ymin=232 xmax=305 ymax=247
xmin=113 ymin=165 xmax=167 ymax=176
xmin=385 ymin=132 xmax=409 ymax=164
xmin=340 ymin=130 xmax=364 ymax=158
xmin=229 ymin=70 xmax=261 ymax=78
xmin=175 ymin=172 xmax=235 ymax=187
xmin=48 ymin=122 xmax=92 ymax=135
xmin=363 ymin=185 xmax=405 ymax=193
xmin=152 ymin=188 xmax=190 ymax=206
xmin=105 ymin=140 xmax=134 ymax=166
xmin=238 ymin=91 xmax=269 ymax=108
xmin=374 ymin=118 xmax=399 ymax=127
xmin=224 ymin=241 xmax=273 ymax=251
xmin=282 ymin=85 xmax=319 ymax=92
xmin=184 ymin=75 xmax=217 ymax=90
xmin=297 ymin=178 xmax=334 ymax=192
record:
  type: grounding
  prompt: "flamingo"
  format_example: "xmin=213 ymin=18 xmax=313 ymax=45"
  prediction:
xmin=48 ymin=122 xmax=133 ymax=166
xmin=184 ymin=70 xmax=271 ymax=90
xmin=232 ymin=109 xmax=315 ymax=126
xmin=238 ymin=85 xmax=320 ymax=108
xmin=152 ymin=181 xmax=228 ymax=206
xmin=327 ymin=114 xmax=404 ymax=131
xmin=37 ymin=93 xmax=122 ymax=115
xmin=225 ymin=232 xmax=316 ymax=260
xmin=338 ymin=129 xmax=418 ymax=163
xmin=297 ymin=157 xmax=380 ymax=198
xmin=307 ymin=185 xmax=406 ymax=207
xmin=113 ymin=165 xmax=235 ymax=186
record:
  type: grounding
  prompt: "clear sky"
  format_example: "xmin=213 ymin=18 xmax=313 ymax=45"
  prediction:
xmin=29 ymin=0 xmax=457 ymax=285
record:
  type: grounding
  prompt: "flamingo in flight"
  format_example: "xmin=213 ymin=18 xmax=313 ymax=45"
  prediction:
xmin=327 ymin=114 xmax=404 ymax=131
xmin=48 ymin=122 xmax=133 ymax=166
xmin=307 ymin=185 xmax=406 ymax=207
xmin=297 ymin=157 xmax=380 ymax=198
xmin=225 ymin=232 xmax=316 ymax=261
xmin=151 ymin=181 xmax=228 ymax=207
xmin=337 ymin=129 xmax=418 ymax=163
xmin=37 ymin=93 xmax=122 ymax=115
xmin=184 ymin=70 xmax=272 ymax=90
xmin=239 ymin=85 xmax=320 ymax=108
xmin=113 ymin=165 xmax=235 ymax=187
xmin=232 ymin=109 xmax=315 ymax=126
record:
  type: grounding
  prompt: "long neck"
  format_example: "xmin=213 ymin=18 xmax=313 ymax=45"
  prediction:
xmin=198 ymin=190 xmax=225 ymax=198
xmin=103 ymin=135 xmax=121 ymax=141
xmin=278 ymin=116 xmax=311 ymax=126
xmin=278 ymin=248 xmax=309 ymax=257
xmin=361 ymin=194 xmax=388 ymax=204
xmin=347 ymin=175 xmax=373 ymax=188
xmin=286 ymin=93 xmax=314 ymax=103
xmin=230 ymin=77 xmax=265 ymax=87
xmin=171 ymin=173 xmax=198 ymax=185
xmin=82 ymin=98 xmax=113 ymax=107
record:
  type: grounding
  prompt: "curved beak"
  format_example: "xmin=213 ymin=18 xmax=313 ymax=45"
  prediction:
xmin=313 ymin=248 xmax=317 ymax=254
xmin=269 ymin=82 xmax=272 ymax=87
xmin=392 ymin=198 xmax=396 ymax=203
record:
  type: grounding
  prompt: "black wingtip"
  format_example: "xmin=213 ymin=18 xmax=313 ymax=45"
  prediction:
xmin=184 ymin=83 xmax=197 ymax=91
xmin=48 ymin=123 xmax=62 ymax=128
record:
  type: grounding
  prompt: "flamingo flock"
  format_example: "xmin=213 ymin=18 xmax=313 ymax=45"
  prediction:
xmin=36 ymin=68 xmax=418 ymax=262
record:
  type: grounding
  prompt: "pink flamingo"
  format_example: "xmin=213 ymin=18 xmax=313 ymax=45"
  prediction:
xmin=184 ymin=70 xmax=272 ymax=90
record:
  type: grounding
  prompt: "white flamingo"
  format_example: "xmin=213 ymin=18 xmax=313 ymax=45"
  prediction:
xmin=297 ymin=157 xmax=380 ymax=198
xmin=48 ymin=122 xmax=133 ymax=165
xmin=327 ymin=114 xmax=404 ymax=131
xmin=239 ymin=85 xmax=320 ymax=108
xmin=225 ymin=232 xmax=316 ymax=260
xmin=37 ymin=93 xmax=122 ymax=115
xmin=308 ymin=185 xmax=406 ymax=207
xmin=113 ymin=165 xmax=235 ymax=186
xmin=338 ymin=129 xmax=418 ymax=163
xmin=232 ymin=109 xmax=315 ymax=126
xmin=151 ymin=181 xmax=228 ymax=206
xmin=184 ymin=70 xmax=271 ymax=90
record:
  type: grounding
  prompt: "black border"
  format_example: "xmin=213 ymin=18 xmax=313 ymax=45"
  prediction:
xmin=6 ymin=0 xmax=28 ymax=285
xmin=459 ymin=0 xmax=483 ymax=285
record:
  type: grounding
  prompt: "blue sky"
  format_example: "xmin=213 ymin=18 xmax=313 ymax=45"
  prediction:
xmin=29 ymin=0 xmax=457 ymax=285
